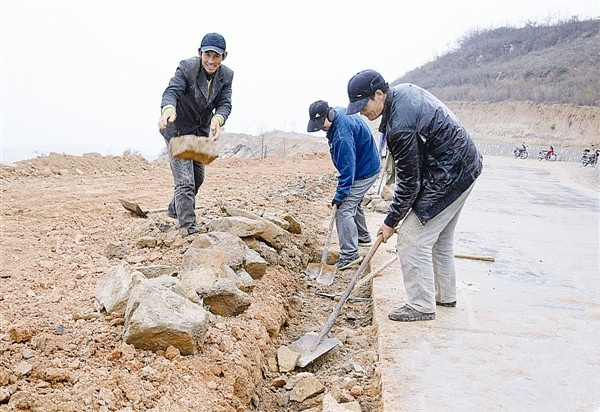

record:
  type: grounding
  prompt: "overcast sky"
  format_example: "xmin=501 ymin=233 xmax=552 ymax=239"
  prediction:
xmin=1 ymin=0 xmax=598 ymax=162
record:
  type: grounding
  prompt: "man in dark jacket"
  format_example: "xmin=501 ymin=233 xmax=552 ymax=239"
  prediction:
xmin=307 ymin=100 xmax=381 ymax=268
xmin=158 ymin=32 xmax=233 ymax=235
xmin=346 ymin=70 xmax=483 ymax=321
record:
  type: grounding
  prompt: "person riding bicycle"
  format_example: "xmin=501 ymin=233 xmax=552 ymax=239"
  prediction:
xmin=545 ymin=145 xmax=555 ymax=160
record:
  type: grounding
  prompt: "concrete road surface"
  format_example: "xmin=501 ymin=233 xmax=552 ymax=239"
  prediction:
xmin=367 ymin=155 xmax=600 ymax=411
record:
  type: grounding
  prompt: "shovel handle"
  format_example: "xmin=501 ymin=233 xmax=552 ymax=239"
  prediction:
xmin=315 ymin=234 xmax=383 ymax=345
xmin=319 ymin=204 xmax=338 ymax=264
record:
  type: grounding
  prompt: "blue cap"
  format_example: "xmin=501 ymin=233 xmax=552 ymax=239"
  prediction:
xmin=346 ymin=70 xmax=386 ymax=115
xmin=200 ymin=32 xmax=226 ymax=55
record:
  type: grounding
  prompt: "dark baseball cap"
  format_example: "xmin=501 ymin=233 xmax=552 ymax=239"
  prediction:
xmin=346 ymin=69 xmax=386 ymax=115
xmin=200 ymin=32 xmax=226 ymax=55
xmin=307 ymin=100 xmax=329 ymax=132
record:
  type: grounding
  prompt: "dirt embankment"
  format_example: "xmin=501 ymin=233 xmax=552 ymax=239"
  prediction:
xmin=449 ymin=101 xmax=600 ymax=148
xmin=0 ymin=153 xmax=381 ymax=411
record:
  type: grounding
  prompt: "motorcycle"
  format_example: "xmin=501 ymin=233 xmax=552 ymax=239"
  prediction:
xmin=513 ymin=145 xmax=528 ymax=159
xmin=538 ymin=149 xmax=557 ymax=162
xmin=581 ymin=149 xmax=599 ymax=167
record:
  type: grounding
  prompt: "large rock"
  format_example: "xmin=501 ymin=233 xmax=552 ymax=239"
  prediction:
xmin=290 ymin=375 xmax=325 ymax=403
xmin=256 ymin=211 xmax=291 ymax=231
xmin=223 ymin=207 xmax=289 ymax=250
xmin=283 ymin=214 xmax=302 ymax=234
xmin=207 ymin=216 xmax=266 ymax=238
xmin=226 ymin=267 xmax=255 ymax=293
xmin=94 ymin=262 xmax=145 ymax=313
xmin=200 ymin=279 xmax=251 ymax=317
xmin=322 ymin=394 xmax=361 ymax=411
xmin=242 ymin=237 xmax=279 ymax=265
xmin=244 ymin=248 xmax=267 ymax=279
xmin=277 ymin=345 xmax=300 ymax=373
xmin=183 ymin=247 xmax=228 ymax=274
xmin=188 ymin=232 xmax=247 ymax=269
xmin=123 ymin=282 xmax=209 ymax=355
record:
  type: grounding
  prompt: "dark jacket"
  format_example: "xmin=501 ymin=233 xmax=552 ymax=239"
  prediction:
xmin=380 ymin=84 xmax=482 ymax=227
xmin=328 ymin=107 xmax=381 ymax=203
xmin=160 ymin=57 xmax=233 ymax=140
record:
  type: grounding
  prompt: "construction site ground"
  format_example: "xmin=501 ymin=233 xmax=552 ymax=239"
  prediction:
xmin=1 ymin=151 xmax=599 ymax=411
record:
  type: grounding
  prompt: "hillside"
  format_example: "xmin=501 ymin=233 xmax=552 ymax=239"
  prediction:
xmin=394 ymin=18 xmax=600 ymax=106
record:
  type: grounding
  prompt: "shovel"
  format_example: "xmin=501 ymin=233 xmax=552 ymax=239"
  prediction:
xmin=289 ymin=235 xmax=383 ymax=368
xmin=305 ymin=204 xmax=337 ymax=285
xmin=118 ymin=198 xmax=203 ymax=218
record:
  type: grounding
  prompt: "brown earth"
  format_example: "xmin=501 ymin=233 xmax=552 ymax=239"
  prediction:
xmin=1 ymin=101 xmax=598 ymax=411
xmin=449 ymin=101 xmax=600 ymax=147
xmin=0 ymin=152 xmax=381 ymax=411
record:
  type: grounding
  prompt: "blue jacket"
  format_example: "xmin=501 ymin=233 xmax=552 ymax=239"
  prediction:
xmin=327 ymin=107 xmax=381 ymax=203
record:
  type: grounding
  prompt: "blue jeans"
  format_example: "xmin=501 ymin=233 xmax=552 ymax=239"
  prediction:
xmin=166 ymin=143 xmax=204 ymax=232
xmin=336 ymin=174 xmax=379 ymax=264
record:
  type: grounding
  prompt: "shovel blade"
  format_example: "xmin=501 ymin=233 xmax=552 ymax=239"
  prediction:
xmin=288 ymin=332 xmax=341 ymax=368
xmin=118 ymin=199 xmax=148 ymax=218
xmin=316 ymin=265 xmax=336 ymax=285
xmin=306 ymin=263 xmax=336 ymax=284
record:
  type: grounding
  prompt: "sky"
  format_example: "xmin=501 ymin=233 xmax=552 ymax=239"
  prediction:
xmin=1 ymin=0 xmax=599 ymax=162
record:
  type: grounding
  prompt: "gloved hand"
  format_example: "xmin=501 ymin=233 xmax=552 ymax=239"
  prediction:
xmin=377 ymin=223 xmax=395 ymax=243
xmin=331 ymin=199 xmax=342 ymax=208
xmin=158 ymin=107 xmax=176 ymax=130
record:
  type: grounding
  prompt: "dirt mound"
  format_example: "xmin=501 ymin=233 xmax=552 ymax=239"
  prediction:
xmin=0 ymin=153 xmax=381 ymax=411
xmin=1 ymin=152 xmax=153 ymax=180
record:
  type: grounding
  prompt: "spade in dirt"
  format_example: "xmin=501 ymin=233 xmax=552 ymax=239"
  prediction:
xmin=118 ymin=198 xmax=203 ymax=218
xmin=290 ymin=235 xmax=382 ymax=368
xmin=305 ymin=204 xmax=337 ymax=285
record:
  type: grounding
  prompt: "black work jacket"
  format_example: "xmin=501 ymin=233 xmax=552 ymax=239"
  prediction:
xmin=160 ymin=57 xmax=233 ymax=140
xmin=380 ymin=84 xmax=483 ymax=227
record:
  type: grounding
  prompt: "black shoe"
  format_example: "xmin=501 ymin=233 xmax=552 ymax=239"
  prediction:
xmin=358 ymin=240 xmax=372 ymax=247
xmin=436 ymin=301 xmax=456 ymax=307
xmin=388 ymin=304 xmax=435 ymax=322
xmin=335 ymin=255 xmax=363 ymax=270
xmin=187 ymin=227 xmax=199 ymax=235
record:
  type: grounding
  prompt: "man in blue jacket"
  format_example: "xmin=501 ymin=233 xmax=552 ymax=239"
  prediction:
xmin=158 ymin=32 xmax=233 ymax=235
xmin=307 ymin=100 xmax=381 ymax=268
xmin=346 ymin=70 xmax=483 ymax=322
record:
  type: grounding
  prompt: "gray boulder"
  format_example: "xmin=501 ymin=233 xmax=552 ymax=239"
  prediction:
xmin=94 ymin=262 xmax=145 ymax=313
xmin=123 ymin=282 xmax=209 ymax=355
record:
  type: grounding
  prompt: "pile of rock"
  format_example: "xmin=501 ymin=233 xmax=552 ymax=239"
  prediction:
xmin=94 ymin=208 xmax=302 ymax=356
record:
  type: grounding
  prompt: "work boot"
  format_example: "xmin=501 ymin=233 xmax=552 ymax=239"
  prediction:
xmin=436 ymin=301 xmax=456 ymax=307
xmin=336 ymin=255 xmax=363 ymax=270
xmin=388 ymin=304 xmax=435 ymax=322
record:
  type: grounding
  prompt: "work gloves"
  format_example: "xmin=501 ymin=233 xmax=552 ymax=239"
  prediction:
xmin=331 ymin=199 xmax=342 ymax=208
xmin=158 ymin=106 xmax=177 ymax=130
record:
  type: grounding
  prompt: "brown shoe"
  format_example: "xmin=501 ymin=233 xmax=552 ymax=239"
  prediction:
xmin=388 ymin=304 xmax=435 ymax=322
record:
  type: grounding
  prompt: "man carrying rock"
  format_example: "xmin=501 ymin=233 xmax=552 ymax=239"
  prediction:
xmin=158 ymin=32 xmax=233 ymax=235
xmin=307 ymin=100 xmax=381 ymax=268
xmin=346 ymin=70 xmax=482 ymax=321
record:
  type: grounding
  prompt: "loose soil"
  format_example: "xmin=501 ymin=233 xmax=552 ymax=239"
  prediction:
xmin=1 ymin=134 xmax=597 ymax=411
xmin=0 ymin=152 xmax=381 ymax=411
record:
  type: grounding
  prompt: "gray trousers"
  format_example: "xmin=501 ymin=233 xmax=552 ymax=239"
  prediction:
xmin=396 ymin=183 xmax=475 ymax=313
xmin=336 ymin=173 xmax=379 ymax=263
xmin=166 ymin=147 xmax=204 ymax=232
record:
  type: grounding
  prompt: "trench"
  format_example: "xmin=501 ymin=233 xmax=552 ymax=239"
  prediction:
xmin=228 ymin=241 xmax=384 ymax=411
